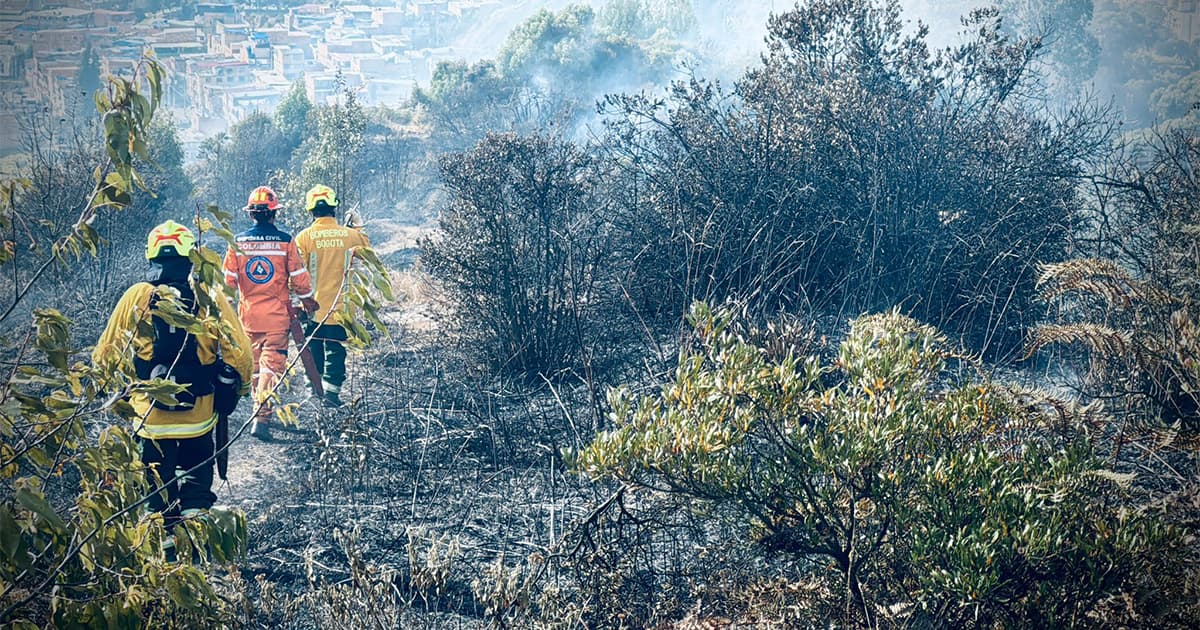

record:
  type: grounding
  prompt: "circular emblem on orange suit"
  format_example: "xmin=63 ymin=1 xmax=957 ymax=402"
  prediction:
xmin=245 ymin=256 xmax=275 ymax=284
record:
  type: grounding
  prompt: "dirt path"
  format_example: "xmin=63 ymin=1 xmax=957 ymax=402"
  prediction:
xmin=218 ymin=398 xmax=322 ymax=516
xmin=215 ymin=222 xmax=429 ymax=524
xmin=197 ymin=227 xmax=524 ymax=627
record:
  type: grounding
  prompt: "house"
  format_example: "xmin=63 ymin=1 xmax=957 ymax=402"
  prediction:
xmin=365 ymin=77 xmax=413 ymax=105
xmin=92 ymin=9 xmax=135 ymax=28
xmin=0 ymin=44 xmax=20 ymax=80
xmin=211 ymin=22 xmax=251 ymax=56
xmin=371 ymin=34 xmax=410 ymax=55
xmin=31 ymin=28 xmax=88 ymax=53
xmin=305 ymin=70 xmax=363 ymax=104
xmin=273 ymin=45 xmax=308 ymax=80
xmin=1167 ymin=0 xmax=1200 ymax=44
xmin=371 ymin=7 xmax=406 ymax=33
xmin=195 ymin=3 xmax=237 ymax=28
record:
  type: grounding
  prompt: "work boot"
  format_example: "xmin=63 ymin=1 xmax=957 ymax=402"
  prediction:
xmin=250 ymin=417 xmax=271 ymax=441
xmin=321 ymin=391 xmax=344 ymax=408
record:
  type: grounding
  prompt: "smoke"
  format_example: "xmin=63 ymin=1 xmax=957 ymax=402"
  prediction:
xmin=450 ymin=0 xmax=605 ymax=62
xmin=450 ymin=1 xmax=993 ymax=82
xmin=444 ymin=0 xmax=1150 ymax=138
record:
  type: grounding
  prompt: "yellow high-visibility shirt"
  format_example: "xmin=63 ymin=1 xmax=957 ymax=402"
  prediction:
xmin=92 ymin=280 xmax=253 ymax=439
xmin=295 ymin=216 xmax=371 ymax=324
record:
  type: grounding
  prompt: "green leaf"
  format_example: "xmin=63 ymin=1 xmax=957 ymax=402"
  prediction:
xmin=15 ymin=485 xmax=67 ymax=532
xmin=0 ymin=505 xmax=20 ymax=559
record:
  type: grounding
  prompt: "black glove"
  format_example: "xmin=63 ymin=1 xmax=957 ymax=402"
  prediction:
xmin=212 ymin=361 xmax=241 ymax=417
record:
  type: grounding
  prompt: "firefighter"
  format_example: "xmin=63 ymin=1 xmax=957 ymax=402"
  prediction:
xmin=93 ymin=221 xmax=253 ymax=556
xmin=295 ymin=184 xmax=370 ymax=408
xmin=222 ymin=186 xmax=318 ymax=439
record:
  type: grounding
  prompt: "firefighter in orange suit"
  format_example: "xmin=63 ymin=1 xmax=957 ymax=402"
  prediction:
xmin=295 ymin=184 xmax=371 ymax=408
xmin=222 ymin=186 xmax=318 ymax=440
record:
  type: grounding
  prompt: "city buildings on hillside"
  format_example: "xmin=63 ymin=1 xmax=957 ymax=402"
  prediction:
xmin=0 ymin=0 xmax=495 ymax=153
xmin=1167 ymin=0 xmax=1200 ymax=44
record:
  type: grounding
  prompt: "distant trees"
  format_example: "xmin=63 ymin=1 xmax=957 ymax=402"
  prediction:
xmin=1093 ymin=0 xmax=1200 ymax=127
xmin=192 ymin=79 xmax=427 ymax=222
xmin=295 ymin=85 xmax=367 ymax=210
xmin=1150 ymin=70 xmax=1200 ymax=124
xmin=997 ymin=0 xmax=1099 ymax=96
xmin=414 ymin=60 xmax=526 ymax=149
xmin=191 ymin=112 xmax=290 ymax=214
xmin=495 ymin=4 xmax=677 ymax=101
xmin=597 ymin=0 xmax=696 ymax=41
xmin=274 ymin=80 xmax=312 ymax=149
xmin=412 ymin=2 xmax=694 ymax=153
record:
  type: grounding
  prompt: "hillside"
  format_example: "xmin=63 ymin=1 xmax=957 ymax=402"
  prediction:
xmin=1 ymin=1 xmax=1198 ymax=628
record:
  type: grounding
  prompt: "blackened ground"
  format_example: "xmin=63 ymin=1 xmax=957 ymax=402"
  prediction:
xmin=212 ymin=274 xmax=610 ymax=628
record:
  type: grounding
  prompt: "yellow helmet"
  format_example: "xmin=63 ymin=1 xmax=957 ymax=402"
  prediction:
xmin=146 ymin=220 xmax=196 ymax=260
xmin=304 ymin=184 xmax=339 ymax=213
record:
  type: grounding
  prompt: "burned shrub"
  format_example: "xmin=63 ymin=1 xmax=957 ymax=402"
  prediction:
xmin=421 ymin=132 xmax=614 ymax=378
xmin=602 ymin=0 xmax=1112 ymax=356
xmin=1031 ymin=129 xmax=1200 ymax=432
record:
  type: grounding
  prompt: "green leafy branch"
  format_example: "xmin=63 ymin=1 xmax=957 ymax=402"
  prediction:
xmin=0 ymin=56 xmax=165 ymax=325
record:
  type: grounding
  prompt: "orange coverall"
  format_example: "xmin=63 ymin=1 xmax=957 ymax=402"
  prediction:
xmin=222 ymin=222 xmax=314 ymax=419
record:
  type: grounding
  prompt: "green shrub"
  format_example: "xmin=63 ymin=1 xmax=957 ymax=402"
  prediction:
xmin=574 ymin=303 xmax=1179 ymax=626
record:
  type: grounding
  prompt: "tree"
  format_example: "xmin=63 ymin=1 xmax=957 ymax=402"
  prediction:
xmin=496 ymin=6 xmax=600 ymax=77
xmin=575 ymin=304 xmax=1180 ymax=626
xmin=294 ymin=78 xmax=367 ymax=212
xmin=997 ymin=0 xmax=1100 ymax=96
xmin=274 ymin=80 xmax=312 ymax=149
xmin=495 ymin=4 xmax=675 ymax=113
xmin=413 ymin=60 xmax=524 ymax=148
xmin=190 ymin=113 xmax=291 ymax=214
xmin=1150 ymin=70 xmax=1200 ymax=123
xmin=1093 ymin=0 xmax=1199 ymax=127
xmin=597 ymin=0 xmax=696 ymax=41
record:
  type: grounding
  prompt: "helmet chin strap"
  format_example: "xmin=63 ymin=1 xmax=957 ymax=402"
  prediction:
xmin=146 ymin=256 xmax=193 ymax=283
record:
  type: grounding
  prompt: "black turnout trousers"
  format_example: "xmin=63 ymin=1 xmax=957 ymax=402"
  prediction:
xmin=140 ymin=431 xmax=217 ymax=526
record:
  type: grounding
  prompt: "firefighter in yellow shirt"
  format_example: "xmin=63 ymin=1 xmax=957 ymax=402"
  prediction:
xmin=295 ymin=184 xmax=371 ymax=407
xmin=93 ymin=221 xmax=253 ymax=538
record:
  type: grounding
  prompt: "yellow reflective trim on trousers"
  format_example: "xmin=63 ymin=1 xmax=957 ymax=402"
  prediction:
xmin=135 ymin=413 xmax=217 ymax=440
